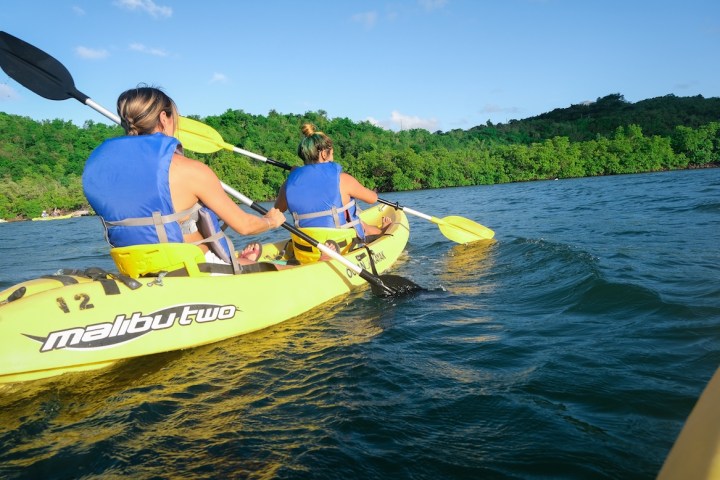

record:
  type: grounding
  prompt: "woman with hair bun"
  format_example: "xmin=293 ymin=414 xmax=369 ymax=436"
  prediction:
xmin=274 ymin=123 xmax=391 ymax=264
xmin=83 ymin=85 xmax=286 ymax=273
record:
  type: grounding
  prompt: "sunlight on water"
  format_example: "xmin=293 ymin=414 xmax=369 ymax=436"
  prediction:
xmin=0 ymin=170 xmax=718 ymax=479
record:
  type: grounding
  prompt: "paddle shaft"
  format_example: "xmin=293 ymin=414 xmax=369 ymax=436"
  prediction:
xmin=376 ymin=198 xmax=432 ymax=221
xmin=231 ymin=144 xmax=290 ymax=170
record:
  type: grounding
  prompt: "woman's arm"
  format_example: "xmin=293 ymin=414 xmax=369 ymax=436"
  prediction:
xmin=172 ymin=155 xmax=284 ymax=235
xmin=340 ymin=172 xmax=378 ymax=204
xmin=274 ymin=182 xmax=288 ymax=212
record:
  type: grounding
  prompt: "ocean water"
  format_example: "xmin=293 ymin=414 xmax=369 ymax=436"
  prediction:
xmin=0 ymin=168 xmax=718 ymax=479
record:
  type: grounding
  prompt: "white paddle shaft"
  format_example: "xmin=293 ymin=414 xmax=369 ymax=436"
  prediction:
xmin=398 ymin=206 xmax=432 ymax=221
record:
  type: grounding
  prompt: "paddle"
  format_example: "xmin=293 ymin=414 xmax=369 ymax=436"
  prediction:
xmin=376 ymin=200 xmax=495 ymax=243
xmin=0 ymin=30 xmax=420 ymax=297
xmin=176 ymin=116 xmax=291 ymax=171
xmin=177 ymin=116 xmax=495 ymax=243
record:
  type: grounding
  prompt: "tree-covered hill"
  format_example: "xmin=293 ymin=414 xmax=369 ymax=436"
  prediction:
xmin=468 ymin=93 xmax=720 ymax=144
xmin=0 ymin=93 xmax=718 ymax=219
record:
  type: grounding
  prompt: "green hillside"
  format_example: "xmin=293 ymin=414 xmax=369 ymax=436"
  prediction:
xmin=0 ymin=93 xmax=718 ymax=219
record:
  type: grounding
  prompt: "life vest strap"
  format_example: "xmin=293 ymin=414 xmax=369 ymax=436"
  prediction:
xmin=104 ymin=203 xmax=202 ymax=228
xmin=191 ymin=229 xmax=241 ymax=275
xmin=103 ymin=203 xmax=203 ymax=248
xmin=291 ymin=200 xmax=360 ymax=229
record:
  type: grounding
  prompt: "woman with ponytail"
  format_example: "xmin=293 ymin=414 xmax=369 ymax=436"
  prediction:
xmin=274 ymin=123 xmax=391 ymax=263
xmin=83 ymin=85 xmax=286 ymax=271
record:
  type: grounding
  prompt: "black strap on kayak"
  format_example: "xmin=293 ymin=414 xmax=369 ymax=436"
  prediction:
xmin=40 ymin=274 xmax=80 ymax=286
xmin=74 ymin=268 xmax=125 ymax=294
xmin=163 ymin=261 xmax=278 ymax=277
xmin=0 ymin=286 xmax=26 ymax=305
xmin=57 ymin=267 xmax=142 ymax=291
xmin=99 ymin=278 xmax=121 ymax=295
xmin=360 ymin=245 xmax=380 ymax=276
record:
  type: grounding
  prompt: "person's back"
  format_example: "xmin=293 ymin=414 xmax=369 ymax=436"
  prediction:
xmin=83 ymin=85 xmax=286 ymax=272
xmin=284 ymin=161 xmax=364 ymax=234
xmin=84 ymin=133 xmax=185 ymax=247
xmin=275 ymin=123 xmax=390 ymax=263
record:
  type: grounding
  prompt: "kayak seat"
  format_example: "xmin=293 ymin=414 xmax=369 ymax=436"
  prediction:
xmin=110 ymin=243 xmax=207 ymax=278
xmin=290 ymin=226 xmax=358 ymax=264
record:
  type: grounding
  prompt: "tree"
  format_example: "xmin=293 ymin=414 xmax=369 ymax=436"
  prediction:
xmin=0 ymin=95 xmax=718 ymax=219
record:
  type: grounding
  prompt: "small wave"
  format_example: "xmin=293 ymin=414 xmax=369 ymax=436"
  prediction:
xmin=657 ymin=200 xmax=720 ymax=214
xmin=486 ymin=238 xmax=603 ymax=311
xmin=693 ymin=201 xmax=720 ymax=213
xmin=563 ymin=276 xmax=717 ymax=325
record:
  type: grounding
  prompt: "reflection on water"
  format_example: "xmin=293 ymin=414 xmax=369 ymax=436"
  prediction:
xmin=0 ymin=289 xmax=400 ymax=478
xmin=441 ymin=240 xmax=497 ymax=296
xmin=0 ymin=292 xmax=386 ymax=399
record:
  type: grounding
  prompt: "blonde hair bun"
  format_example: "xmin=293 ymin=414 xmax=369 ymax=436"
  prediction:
xmin=301 ymin=123 xmax=317 ymax=137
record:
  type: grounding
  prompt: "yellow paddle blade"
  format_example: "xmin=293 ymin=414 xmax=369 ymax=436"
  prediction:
xmin=435 ymin=215 xmax=495 ymax=243
xmin=176 ymin=116 xmax=228 ymax=154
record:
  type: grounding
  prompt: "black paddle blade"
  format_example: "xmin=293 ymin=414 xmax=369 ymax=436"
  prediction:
xmin=0 ymin=31 xmax=86 ymax=102
xmin=372 ymin=274 xmax=424 ymax=297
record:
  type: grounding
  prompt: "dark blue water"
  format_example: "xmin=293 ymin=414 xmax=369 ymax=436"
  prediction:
xmin=1 ymin=169 xmax=719 ymax=479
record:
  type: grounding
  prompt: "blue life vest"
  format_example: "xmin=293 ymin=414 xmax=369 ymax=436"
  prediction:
xmin=285 ymin=162 xmax=364 ymax=238
xmin=83 ymin=133 xmax=233 ymax=262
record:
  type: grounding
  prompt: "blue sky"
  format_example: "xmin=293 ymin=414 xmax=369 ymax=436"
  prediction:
xmin=1 ymin=0 xmax=719 ymax=132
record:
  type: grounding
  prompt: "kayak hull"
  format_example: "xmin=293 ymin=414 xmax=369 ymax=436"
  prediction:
xmin=31 ymin=213 xmax=74 ymax=221
xmin=0 ymin=205 xmax=408 ymax=384
xmin=658 ymin=364 xmax=720 ymax=480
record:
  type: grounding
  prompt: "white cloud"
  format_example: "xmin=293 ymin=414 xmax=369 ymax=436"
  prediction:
xmin=368 ymin=111 xmax=439 ymax=131
xmin=419 ymin=0 xmax=448 ymax=11
xmin=75 ymin=46 xmax=110 ymax=60
xmin=72 ymin=5 xmax=86 ymax=15
xmin=210 ymin=73 xmax=229 ymax=84
xmin=129 ymin=43 xmax=169 ymax=57
xmin=352 ymin=11 xmax=378 ymax=28
xmin=391 ymin=110 xmax=439 ymax=131
xmin=114 ymin=0 xmax=172 ymax=18
xmin=0 ymin=83 xmax=19 ymax=100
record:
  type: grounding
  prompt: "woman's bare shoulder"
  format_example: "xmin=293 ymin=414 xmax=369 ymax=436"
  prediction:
xmin=173 ymin=153 xmax=215 ymax=176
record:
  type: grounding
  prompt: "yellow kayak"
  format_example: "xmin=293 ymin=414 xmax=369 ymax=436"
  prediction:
xmin=31 ymin=213 xmax=74 ymax=221
xmin=0 ymin=205 xmax=409 ymax=385
xmin=657 ymin=365 xmax=720 ymax=479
